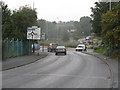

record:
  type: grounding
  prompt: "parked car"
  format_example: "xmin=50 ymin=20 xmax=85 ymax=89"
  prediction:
xmin=76 ymin=44 xmax=87 ymax=51
xmin=48 ymin=43 xmax=58 ymax=52
xmin=55 ymin=46 xmax=67 ymax=55
xmin=32 ymin=44 xmax=40 ymax=50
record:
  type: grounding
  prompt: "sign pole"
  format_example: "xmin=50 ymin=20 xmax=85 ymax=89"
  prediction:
xmin=32 ymin=30 xmax=35 ymax=53
xmin=27 ymin=26 xmax=41 ymax=53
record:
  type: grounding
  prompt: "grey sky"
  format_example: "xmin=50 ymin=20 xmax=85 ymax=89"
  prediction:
xmin=3 ymin=0 xmax=98 ymax=22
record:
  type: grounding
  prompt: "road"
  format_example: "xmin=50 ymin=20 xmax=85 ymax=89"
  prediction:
xmin=2 ymin=49 xmax=112 ymax=88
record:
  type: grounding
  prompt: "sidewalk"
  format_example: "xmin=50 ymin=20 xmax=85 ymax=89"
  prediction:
xmin=2 ymin=51 xmax=48 ymax=71
xmin=85 ymin=49 xmax=118 ymax=88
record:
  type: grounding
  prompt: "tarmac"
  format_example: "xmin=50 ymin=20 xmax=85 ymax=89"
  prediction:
xmin=2 ymin=51 xmax=48 ymax=71
xmin=1 ymin=48 xmax=119 ymax=88
xmin=85 ymin=49 xmax=119 ymax=88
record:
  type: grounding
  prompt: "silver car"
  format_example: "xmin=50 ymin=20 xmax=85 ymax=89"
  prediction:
xmin=55 ymin=46 xmax=67 ymax=55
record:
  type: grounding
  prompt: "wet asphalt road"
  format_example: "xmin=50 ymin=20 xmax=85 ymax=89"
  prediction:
xmin=2 ymin=49 xmax=111 ymax=88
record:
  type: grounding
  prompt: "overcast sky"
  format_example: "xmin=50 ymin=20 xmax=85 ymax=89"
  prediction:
xmin=3 ymin=0 xmax=98 ymax=22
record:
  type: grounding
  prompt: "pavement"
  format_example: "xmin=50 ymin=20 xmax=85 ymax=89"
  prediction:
xmin=2 ymin=51 xmax=48 ymax=71
xmin=85 ymin=49 xmax=118 ymax=88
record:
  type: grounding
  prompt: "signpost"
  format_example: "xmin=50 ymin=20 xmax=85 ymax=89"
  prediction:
xmin=27 ymin=26 xmax=41 ymax=40
xmin=27 ymin=26 xmax=41 ymax=53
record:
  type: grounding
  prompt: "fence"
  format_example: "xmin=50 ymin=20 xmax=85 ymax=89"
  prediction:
xmin=3 ymin=38 xmax=32 ymax=60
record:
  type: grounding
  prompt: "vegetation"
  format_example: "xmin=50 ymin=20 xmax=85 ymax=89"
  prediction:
xmin=93 ymin=48 xmax=104 ymax=53
xmin=2 ymin=1 xmax=37 ymax=40
xmin=91 ymin=2 xmax=120 ymax=60
xmin=2 ymin=1 xmax=12 ymax=39
xmin=39 ymin=41 xmax=78 ymax=48
xmin=91 ymin=2 xmax=109 ymax=36
xmin=73 ymin=16 xmax=92 ymax=40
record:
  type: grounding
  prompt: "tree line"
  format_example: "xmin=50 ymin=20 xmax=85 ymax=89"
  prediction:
xmin=2 ymin=1 xmax=92 ymax=42
xmin=91 ymin=2 xmax=120 ymax=59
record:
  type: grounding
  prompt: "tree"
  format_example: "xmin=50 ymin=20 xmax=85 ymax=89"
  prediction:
xmin=11 ymin=6 xmax=37 ymax=40
xmin=73 ymin=16 xmax=92 ymax=40
xmin=37 ymin=19 xmax=47 ymax=33
xmin=61 ymin=29 xmax=70 ymax=42
xmin=94 ymin=2 xmax=120 ymax=59
xmin=79 ymin=16 xmax=92 ymax=36
xmin=73 ymin=21 xmax=81 ymax=40
xmin=1 ymin=1 xmax=12 ymax=39
xmin=101 ymin=2 xmax=120 ymax=56
xmin=72 ymin=29 xmax=81 ymax=40
xmin=91 ymin=2 xmax=109 ymax=36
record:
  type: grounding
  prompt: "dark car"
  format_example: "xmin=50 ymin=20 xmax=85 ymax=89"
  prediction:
xmin=48 ymin=43 xmax=58 ymax=52
xmin=55 ymin=46 xmax=67 ymax=55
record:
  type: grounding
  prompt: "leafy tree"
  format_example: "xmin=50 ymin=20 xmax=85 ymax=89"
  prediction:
xmin=72 ymin=29 xmax=81 ymax=40
xmin=91 ymin=2 xmax=120 ymax=59
xmin=1 ymin=1 xmax=12 ymax=39
xmin=11 ymin=6 xmax=37 ymax=40
xmin=73 ymin=21 xmax=81 ymax=40
xmin=91 ymin=2 xmax=109 ymax=36
xmin=79 ymin=16 xmax=92 ymax=36
xmin=37 ymin=19 xmax=47 ymax=33
xmin=61 ymin=29 xmax=70 ymax=42
xmin=101 ymin=2 xmax=120 ymax=58
xmin=37 ymin=20 xmax=58 ymax=41
xmin=73 ymin=16 xmax=91 ymax=40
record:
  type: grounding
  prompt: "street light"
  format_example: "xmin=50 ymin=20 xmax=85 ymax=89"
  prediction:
xmin=109 ymin=0 xmax=111 ymax=10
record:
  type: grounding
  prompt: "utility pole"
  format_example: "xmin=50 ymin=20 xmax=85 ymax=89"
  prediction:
xmin=57 ymin=17 xmax=59 ymax=41
xmin=33 ymin=0 xmax=34 ymax=10
xmin=109 ymin=0 xmax=111 ymax=10
xmin=31 ymin=30 xmax=35 ymax=53
xmin=46 ymin=21 xmax=48 ymax=40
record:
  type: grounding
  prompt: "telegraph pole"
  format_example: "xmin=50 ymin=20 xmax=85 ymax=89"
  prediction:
xmin=33 ymin=0 xmax=34 ymax=9
xmin=109 ymin=0 xmax=111 ymax=10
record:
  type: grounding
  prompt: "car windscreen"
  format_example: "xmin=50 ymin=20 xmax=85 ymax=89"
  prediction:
xmin=50 ymin=43 xmax=58 ymax=46
xmin=77 ymin=46 xmax=84 ymax=48
xmin=56 ymin=46 xmax=65 ymax=49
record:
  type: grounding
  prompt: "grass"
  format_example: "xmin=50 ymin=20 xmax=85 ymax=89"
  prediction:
xmin=94 ymin=49 xmax=104 ymax=53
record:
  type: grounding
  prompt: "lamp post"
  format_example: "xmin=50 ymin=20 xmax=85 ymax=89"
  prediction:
xmin=109 ymin=0 xmax=111 ymax=10
xmin=57 ymin=17 xmax=59 ymax=41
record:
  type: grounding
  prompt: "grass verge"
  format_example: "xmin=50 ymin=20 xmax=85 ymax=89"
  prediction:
xmin=94 ymin=48 xmax=104 ymax=53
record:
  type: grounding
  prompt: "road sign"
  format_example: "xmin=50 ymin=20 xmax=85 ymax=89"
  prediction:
xmin=27 ymin=27 xmax=41 ymax=40
xmin=27 ymin=27 xmax=33 ymax=39
xmin=41 ymin=33 xmax=46 ymax=40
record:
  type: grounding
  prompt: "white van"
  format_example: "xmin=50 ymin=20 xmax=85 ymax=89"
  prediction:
xmin=76 ymin=44 xmax=86 ymax=51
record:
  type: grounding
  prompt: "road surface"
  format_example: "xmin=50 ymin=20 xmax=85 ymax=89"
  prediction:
xmin=2 ymin=49 xmax=112 ymax=88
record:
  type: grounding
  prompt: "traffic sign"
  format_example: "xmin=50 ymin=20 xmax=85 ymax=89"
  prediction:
xmin=27 ymin=27 xmax=41 ymax=40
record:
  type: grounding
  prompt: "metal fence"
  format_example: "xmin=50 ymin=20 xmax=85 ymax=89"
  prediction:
xmin=3 ymin=38 xmax=32 ymax=60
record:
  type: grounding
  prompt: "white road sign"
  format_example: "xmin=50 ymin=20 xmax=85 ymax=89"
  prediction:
xmin=27 ymin=27 xmax=41 ymax=40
